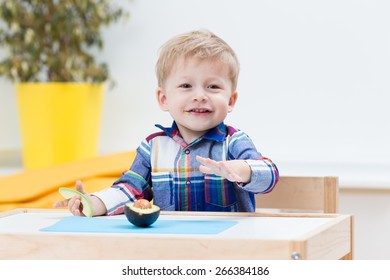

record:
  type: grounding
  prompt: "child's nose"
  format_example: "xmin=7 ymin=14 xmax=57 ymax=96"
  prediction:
xmin=193 ymin=89 xmax=208 ymax=102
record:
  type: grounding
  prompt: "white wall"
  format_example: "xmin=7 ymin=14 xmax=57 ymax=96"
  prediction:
xmin=2 ymin=0 xmax=390 ymax=167
xmin=1 ymin=0 xmax=390 ymax=259
xmin=339 ymin=189 xmax=390 ymax=260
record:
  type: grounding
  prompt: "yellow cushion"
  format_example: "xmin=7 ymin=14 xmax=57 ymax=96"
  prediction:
xmin=0 ymin=151 xmax=136 ymax=212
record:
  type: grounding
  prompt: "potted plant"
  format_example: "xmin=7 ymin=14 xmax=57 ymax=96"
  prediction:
xmin=0 ymin=0 xmax=129 ymax=169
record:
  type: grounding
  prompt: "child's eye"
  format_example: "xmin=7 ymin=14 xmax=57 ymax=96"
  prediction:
xmin=208 ymin=84 xmax=220 ymax=89
xmin=179 ymin=83 xmax=191 ymax=88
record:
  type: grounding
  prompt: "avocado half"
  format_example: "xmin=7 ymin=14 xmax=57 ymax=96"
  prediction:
xmin=124 ymin=201 xmax=160 ymax=227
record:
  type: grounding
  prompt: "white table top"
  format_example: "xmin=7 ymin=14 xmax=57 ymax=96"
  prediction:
xmin=0 ymin=210 xmax=334 ymax=240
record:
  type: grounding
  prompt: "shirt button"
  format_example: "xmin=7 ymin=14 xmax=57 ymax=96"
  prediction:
xmin=185 ymin=149 xmax=190 ymax=154
xmin=186 ymin=180 xmax=191 ymax=185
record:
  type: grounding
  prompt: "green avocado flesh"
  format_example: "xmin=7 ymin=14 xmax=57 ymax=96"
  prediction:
xmin=58 ymin=187 xmax=93 ymax=217
xmin=124 ymin=202 xmax=160 ymax=227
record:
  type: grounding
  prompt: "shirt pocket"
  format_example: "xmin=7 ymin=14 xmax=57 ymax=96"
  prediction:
xmin=151 ymin=172 xmax=175 ymax=211
xmin=204 ymin=174 xmax=237 ymax=211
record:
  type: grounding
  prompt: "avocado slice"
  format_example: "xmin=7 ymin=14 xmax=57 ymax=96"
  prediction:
xmin=58 ymin=187 xmax=93 ymax=217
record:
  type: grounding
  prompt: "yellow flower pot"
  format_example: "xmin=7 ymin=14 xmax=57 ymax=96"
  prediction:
xmin=16 ymin=83 xmax=104 ymax=169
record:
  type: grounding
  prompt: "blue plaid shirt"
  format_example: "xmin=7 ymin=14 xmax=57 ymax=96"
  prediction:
xmin=94 ymin=122 xmax=279 ymax=215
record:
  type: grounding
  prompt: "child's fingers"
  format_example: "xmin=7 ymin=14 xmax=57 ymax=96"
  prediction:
xmin=197 ymin=156 xmax=243 ymax=182
xmin=69 ymin=195 xmax=85 ymax=216
xmin=199 ymin=164 xmax=213 ymax=174
xmin=52 ymin=199 xmax=69 ymax=208
xmin=196 ymin=156 xmax=220 ymax=170
xmin=75 ymin=180 xmax=87 ymax=194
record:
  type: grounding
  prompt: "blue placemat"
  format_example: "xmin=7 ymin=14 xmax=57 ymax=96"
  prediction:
xmin=40 ymin=216 xmax=238 ymax=235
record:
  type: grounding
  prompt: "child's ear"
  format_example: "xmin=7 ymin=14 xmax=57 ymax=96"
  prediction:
xmin=228 ymin=91 xmax=238 ymax=112
xmin=156 ymin=87 xmax=169 ymax=111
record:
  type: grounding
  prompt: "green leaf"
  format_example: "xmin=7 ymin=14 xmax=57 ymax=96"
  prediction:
xmin=0 ymin=0 xmax=130 ymax=83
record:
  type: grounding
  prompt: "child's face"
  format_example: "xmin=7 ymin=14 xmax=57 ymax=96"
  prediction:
xmin=157 ymin=57 xmax=238 ymax=143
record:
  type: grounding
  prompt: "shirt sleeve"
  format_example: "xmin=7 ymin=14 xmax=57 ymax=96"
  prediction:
xmin=228 ymin=131 xmax=279 ymax=194
xmin=93 ymin=139 xmax=153 ymax=215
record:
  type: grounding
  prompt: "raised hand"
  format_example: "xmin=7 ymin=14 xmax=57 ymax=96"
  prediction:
xmin=196 ymin=155 xmax=251 ymax=183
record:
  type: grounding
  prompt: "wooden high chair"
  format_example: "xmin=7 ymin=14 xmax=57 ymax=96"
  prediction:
xmin=255 ymin=176 xmax=339 ymax=214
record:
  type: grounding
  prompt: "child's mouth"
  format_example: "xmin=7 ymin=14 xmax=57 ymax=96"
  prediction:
xmin=189 ymin=109 xmax=210 ymax=113
xmin=186 ymin=108 xmax=212 ymax=115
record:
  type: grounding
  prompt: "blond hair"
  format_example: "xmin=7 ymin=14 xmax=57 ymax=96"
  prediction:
xmin=155 ymin=30 xmax=240 ymax=90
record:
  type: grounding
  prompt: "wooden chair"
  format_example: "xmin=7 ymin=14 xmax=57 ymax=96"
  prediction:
xmin=255 ymin=176 xmax=339 ymax=213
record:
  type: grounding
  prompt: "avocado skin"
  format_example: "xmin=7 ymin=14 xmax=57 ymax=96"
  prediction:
xmin=124 ymin=203 xmax=160 ymax=227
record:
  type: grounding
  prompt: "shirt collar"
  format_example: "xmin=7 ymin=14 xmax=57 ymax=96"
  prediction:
xmin=155 ymin=121 xmax=227 ymax=143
